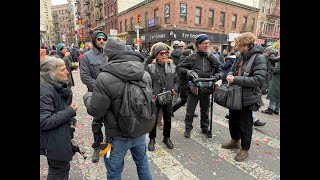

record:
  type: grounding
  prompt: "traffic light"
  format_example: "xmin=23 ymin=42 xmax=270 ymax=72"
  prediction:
xmin=136 ymin=15 xmax=140 ymax=24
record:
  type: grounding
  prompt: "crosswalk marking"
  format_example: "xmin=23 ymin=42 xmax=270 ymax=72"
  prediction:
xmin=147 ymin=143 xmax=199 ymax=180
xmin=171 ymin=121 xmax=280 ymax=179
xmin=212 ymin=114 xmax=280 ymax=150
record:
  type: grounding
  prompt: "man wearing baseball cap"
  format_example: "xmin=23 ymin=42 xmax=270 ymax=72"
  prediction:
xmin=177 ymin=34 xmax=222 ymax=138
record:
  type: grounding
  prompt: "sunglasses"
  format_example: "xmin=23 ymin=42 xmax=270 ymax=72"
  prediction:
xmin=158 ymin=51 xmax=169 ymax=56
xmin=96 ymin=38 xmax=107 ymax=41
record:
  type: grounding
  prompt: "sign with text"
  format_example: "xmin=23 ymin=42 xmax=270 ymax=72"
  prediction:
xmin=148 ymin=19 xmax=155 ymax=27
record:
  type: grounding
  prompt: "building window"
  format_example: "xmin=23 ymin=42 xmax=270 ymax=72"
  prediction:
xmin=164 ymin=4 xmax=170 ymax=23
xmin=114 ymin=4 xmax=117 ymax=15
xmin=125 ymin=19 xmax=127 ymax=32
xmin=242 ymin=16 xmax=247 ymax=31
xmin=154 ymin=9 xmax=158 ymax=18
xmin=120 ymin=21 xmax=122 ymax=33
xmin=232 ymin=14 xmax=237 ymax=29
xmin=195 ymin=7 xmax=202 ymax=24
xmin=180 ymin=3 xmax=187 ymax=22
xmin=250 ymin=18 xmax=255 ymax=32
xmin=130 ymin=17 xmax=133 ymax=30
xmin=219 ymin=12 xmax=225 ymax=28
xmin=208 ymin=9 xmax=214 ymax=26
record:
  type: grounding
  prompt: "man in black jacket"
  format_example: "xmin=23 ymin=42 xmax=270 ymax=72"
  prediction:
xmin=222 ymin=32 xmax=267 ymax=162
xmin=177 ymin=34 xmax=222 ymax=138
xmin=80 ymin=30 xmax=108 ymax=163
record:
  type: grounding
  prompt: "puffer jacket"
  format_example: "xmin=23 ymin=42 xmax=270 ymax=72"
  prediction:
xmin=40 ymin=82 xmax=76 ymax=161
xmin=145 ymin=59 xmax=178 ymax=96
xmin=83 ymin=50 xmax=151 ymax=138
xmin=80 ymin=30 xmax=108 ymax=92
xmin=228 ymin=43 xmax=267 ymax=107
xmin=221 ymin=55 xmax=236 ymax=84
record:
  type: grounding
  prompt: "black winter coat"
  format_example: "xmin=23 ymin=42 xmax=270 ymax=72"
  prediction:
xmin=177 ymin=51 xmax=222 ymax=83
xmin=145 ymin=59 xmax=178 ymax=96
xmin=83 ymin=50 xmax=151 ymax=138
xmin=40 ymin=82 xmax=76 ymax=161
xmin=228 ymin=43 xmax=267 ymax=107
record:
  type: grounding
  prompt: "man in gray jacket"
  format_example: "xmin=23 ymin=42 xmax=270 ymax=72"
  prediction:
xmin=80 ymin=30 xmax=108 ymax=163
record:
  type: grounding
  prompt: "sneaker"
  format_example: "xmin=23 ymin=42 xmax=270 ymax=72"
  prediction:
xmin=201 ymin=129 xmax=212 ymax=138
xmin=225 ymin=114 xmax=229 ymax=119
xmin=234 ymin=149 xmax=249 ymax=162
xmin=91 ymin=148 xmax=100 ymax=163
xmin=184 ymin=130 xmax=191 ymax=138
xmin=254 ymin=120 xmax=266 ymax=127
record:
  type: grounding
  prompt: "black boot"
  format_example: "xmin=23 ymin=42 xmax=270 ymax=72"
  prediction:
xmin=201 ymin=129 xmax=212 ymax=138
xmin=148 ymin=139 xmax=155 ymax=151
xmin=92 ymin=148 xmax=100 ymax=163
xmin=184 ymin=130 xmax=191 ymax=138
xmin=163 ymin=137 xmax=174 ymax=149
xmin=261 ymin=108 xmax=273 ymax=115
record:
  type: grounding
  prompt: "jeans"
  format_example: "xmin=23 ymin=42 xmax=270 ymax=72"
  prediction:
xmin=268 ymin=98 xmax=280 ymax=112
xmin=104 ymin=134 xmax=152 ymax=180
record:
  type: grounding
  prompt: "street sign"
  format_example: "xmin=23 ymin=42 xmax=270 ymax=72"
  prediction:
xmin=135 ymin=25 xmax=142 ymax=29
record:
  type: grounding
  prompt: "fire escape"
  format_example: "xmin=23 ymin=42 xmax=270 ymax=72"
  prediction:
xmin=259 ymin=0 xmax=280 ymax=39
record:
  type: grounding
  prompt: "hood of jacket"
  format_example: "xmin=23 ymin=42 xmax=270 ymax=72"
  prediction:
xmin=171 ymin=49 xmax=183 ymax=58
xmin=91 ymin=30 xmax=108 ymax=51
xmin=102 ymin=50 xmax=145 ymax=81
xmin=241 ymin=43 xmax=264 ymax=61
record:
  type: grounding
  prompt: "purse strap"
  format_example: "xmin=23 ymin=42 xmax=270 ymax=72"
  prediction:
xmin=243 ymin=54 xmax=257 ymax=77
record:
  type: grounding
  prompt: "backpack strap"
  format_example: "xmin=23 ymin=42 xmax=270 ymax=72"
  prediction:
xmin=243 ymin=54 xmax=257 ymax=77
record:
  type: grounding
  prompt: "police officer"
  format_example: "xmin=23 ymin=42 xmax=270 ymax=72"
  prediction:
xmin=80 ymin=30 xmax=108 ymax=163
xmin=177 ymin=34 xmax=222 ymax=138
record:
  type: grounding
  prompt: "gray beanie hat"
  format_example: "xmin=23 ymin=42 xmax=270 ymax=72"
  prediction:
xmin=103 ymin=37 xmax=126 ymax=58
xmin=153 ymin=45 xmax=169 ymax=58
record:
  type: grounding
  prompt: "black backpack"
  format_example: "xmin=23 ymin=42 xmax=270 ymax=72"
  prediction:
xmin=109 ymin=72 xmax=156 ymax=138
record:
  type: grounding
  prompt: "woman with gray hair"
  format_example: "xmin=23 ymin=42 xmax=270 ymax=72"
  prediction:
xmin=40 ymin=56 xmax=78 ymax=180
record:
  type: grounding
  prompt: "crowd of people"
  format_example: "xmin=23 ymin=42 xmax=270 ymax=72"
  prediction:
xmin=40 ymin=31 xmax=280 ymax=179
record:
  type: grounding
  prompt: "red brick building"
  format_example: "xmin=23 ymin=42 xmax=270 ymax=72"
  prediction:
xmin=117 ymin=0 xmax=259 ymax=52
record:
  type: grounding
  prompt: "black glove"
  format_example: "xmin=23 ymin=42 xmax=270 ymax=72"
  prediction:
xmin=187 ymin=70 xmax=198 ymax=78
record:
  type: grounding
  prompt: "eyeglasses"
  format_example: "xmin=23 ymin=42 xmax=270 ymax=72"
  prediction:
xmin=96 ymin=38 xmax=107 ymax=41
xmin=158 ymin=52 xmax=169 ymax=56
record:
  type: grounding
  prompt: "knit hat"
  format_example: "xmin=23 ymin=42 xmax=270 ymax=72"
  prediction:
xmin=149 ymin=42 xmax=172 ymax=59
xmin=56 ymin=43 xmax=66 ymax=51
xmin=95 ymin=32 xmax=107 ymax=39
xmin=195 ymin=34 xmax=209 ymax=45
xmin=153 ymin=44 xmax=169 ymax=58
xmin=103 ymin=37 xmax=126 ymax=58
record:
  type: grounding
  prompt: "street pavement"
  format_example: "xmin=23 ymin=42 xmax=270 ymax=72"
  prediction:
xmin=40 ymin=70 xmax=280 ymax=180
